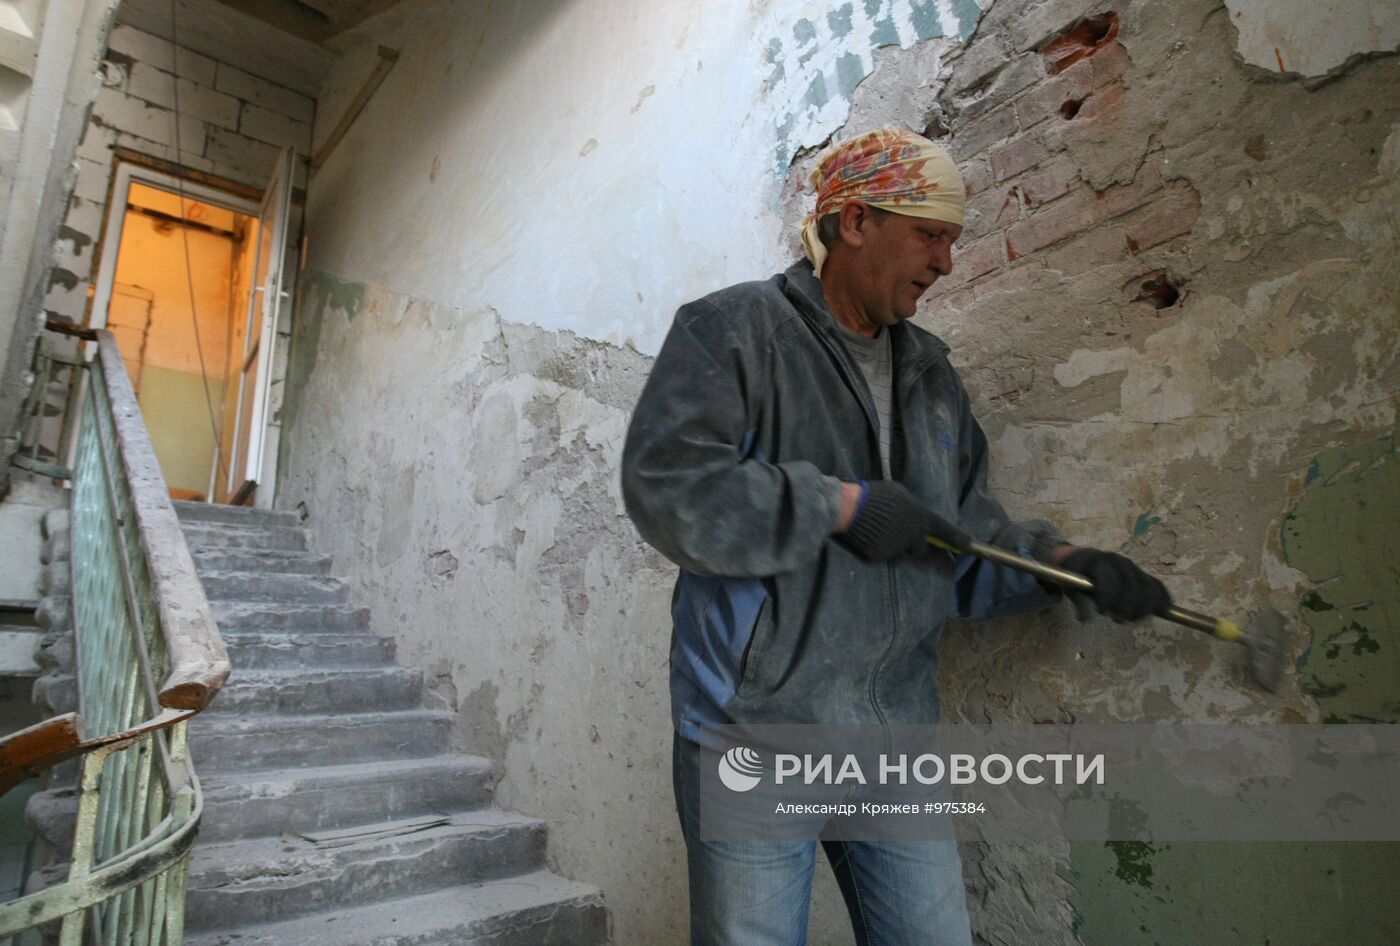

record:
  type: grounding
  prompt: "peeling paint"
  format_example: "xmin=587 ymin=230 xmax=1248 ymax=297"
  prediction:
xmin=1105 ymin=840 xmax=1161 ymax=889
xmin=277 ymin=268 xmax=678 ymax=942
xmin=760 ymin=0 xmax=981 ymax=172
xmin=1283 ymin=432 xmax=1399 ymax=722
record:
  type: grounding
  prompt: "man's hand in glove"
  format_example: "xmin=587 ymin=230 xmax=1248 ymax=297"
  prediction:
xmin=835 ymin=480 xmax=971 ymax=562
xmin=1058 ymin=548 xmax=1172 ymax=623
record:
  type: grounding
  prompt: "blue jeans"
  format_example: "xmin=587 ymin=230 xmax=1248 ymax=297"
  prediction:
xmin=673 ymin=733 xmax=974 ymax=946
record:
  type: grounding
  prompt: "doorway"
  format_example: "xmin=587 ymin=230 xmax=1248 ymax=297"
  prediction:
xmin=105 ymin=181 xmax=255 ymax=501
xmin=83 ymin=153 xmax=294 ymax=506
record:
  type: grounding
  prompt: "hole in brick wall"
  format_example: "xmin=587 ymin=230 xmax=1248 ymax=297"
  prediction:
xmin=1041 ymin=12 xmax=1120 ymax=74
xmin=1060 ymin=98 xmax=1085 ymax=120
xmin=1133 ymin=272 xmax=1181 ymax=309
xmin=923 ymin=105 xmax=952 ymax=139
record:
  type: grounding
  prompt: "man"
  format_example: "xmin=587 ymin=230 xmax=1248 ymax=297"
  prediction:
xmin=621 ymin=129 xmax=1169 ymax=945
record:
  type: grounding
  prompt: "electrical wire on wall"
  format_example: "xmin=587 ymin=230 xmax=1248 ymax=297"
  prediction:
xmin=167 ymin=0 xmax=232 ymax=497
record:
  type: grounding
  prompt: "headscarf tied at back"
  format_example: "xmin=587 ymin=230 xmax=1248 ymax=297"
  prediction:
xmin=800 ymin=129 xmax=966 ymax=277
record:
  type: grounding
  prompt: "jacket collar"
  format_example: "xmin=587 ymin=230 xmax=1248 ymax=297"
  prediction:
xmin=781 ymin=258 xmax=952 ymax=368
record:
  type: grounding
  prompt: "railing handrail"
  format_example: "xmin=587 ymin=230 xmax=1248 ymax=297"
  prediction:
xmin=91 ymin=329 xmax=230 ymax=712
xmin=1 ymin=324 xmax=231 ymax=942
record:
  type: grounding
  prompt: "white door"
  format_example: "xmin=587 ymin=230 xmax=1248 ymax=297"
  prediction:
xmin=224 ymin=148 xmax=294 ymax=505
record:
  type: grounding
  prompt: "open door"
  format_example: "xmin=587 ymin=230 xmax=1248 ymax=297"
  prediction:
xmin=221 ymin=148 xmax=294 ymax=506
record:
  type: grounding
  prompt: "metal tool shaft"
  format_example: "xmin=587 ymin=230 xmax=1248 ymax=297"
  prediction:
xmin=966 ymin=540 xmax=1232 ymax=639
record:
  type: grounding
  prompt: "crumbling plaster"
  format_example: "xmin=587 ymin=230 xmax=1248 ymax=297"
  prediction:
xmin=1224 ymin=0 xmax=1400 ymax=79
xmin=279 ymin=273 xmax=691 ymax=942
xmin=278 ymin=0 xmax=1399 ymax=943
xmin=892 ymin=0 xmax=1400 ymax=942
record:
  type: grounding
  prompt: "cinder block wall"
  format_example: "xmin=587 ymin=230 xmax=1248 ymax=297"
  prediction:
xmin=45 ymin=24 xmax=313 ymax=326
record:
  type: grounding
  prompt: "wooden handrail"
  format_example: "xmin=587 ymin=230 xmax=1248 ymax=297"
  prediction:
xmin=0 ymin=709 xmax=194 ymax=797
xmin=92 ymin=330 xmax=230 ymax=711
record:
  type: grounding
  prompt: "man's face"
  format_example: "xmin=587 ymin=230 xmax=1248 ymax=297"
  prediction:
xmin=854 ymin=208 xmax=963 ymax=326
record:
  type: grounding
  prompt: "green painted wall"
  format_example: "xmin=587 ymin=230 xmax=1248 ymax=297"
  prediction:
xmin=1285 ymin=433 xmax=1399 ymax=724
xmin=1071 ymin=842 xmax=1400 ymax=945
xmin=1071 ymin=434 xmax=1400 ymax=944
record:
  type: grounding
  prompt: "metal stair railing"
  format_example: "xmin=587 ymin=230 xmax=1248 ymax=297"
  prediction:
xmin=0 ymin=327 xmax=231 ymax=944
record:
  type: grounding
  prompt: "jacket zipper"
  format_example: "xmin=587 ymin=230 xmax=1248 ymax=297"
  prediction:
xmin=869 ymin=562 xmax=899 ymax=728
xmin=790 ymin=298 xmax=941 ymax=731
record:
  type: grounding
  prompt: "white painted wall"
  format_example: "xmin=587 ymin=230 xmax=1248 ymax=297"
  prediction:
xmin=1224 ymin=0 xmax=1400 ymax=77
xmin=309 ymin=0 xmax=981 ymax=355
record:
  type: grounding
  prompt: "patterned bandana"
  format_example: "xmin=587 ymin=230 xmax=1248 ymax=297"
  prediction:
xmin=800 ymin=129 xmax=965 ymax=277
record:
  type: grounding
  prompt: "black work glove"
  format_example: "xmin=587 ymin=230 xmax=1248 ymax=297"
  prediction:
xmin=1060 ymin=548 xmax=1172 ymax=623
xmin=840 ymin=480 xmax=972 ymax=562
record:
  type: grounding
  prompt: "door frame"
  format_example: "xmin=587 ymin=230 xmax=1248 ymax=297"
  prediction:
xmin=223 ymin=147 xmax=293 ymax=507
xmin=88 ymin=161 xmax=262 ymax=332
xmin=70 ymin=160 xmax=264 ymax=497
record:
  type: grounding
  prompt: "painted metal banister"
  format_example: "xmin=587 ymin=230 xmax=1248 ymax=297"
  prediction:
xmin=0 ymin=327 xmax=230 ymax=944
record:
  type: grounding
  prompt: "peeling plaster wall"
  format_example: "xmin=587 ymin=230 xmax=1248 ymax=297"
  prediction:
xmin=828 ymin=0 xmax=1398 ymax=942
xmin=292 ymin=3 xmax=989 ymax=941
xmin=1284 ymin=433 xmax=1399 ymax=724
xmin=280 ymin=273 xmax=690 ymax=942
xmin=281 ymin=0 xmax=1400 ymax=943
xmin=1224 ymin=0 xmax=1400 ymax=78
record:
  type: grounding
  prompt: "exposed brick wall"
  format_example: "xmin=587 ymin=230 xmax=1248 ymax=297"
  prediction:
xmin=44 ymin=24 xmax=314 ymax=324
xmin=929 ymin=4 xmax=1201 ymax=310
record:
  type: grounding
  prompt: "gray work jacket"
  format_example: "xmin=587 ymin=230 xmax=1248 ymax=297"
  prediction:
xmin=622 ymin=260 xmax=1065 ymax=745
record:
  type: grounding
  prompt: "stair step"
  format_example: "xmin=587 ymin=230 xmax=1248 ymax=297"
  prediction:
xmin=218 ymin=630 xmax=395 ymax=669
xmin=190 ymin=548 xmax=333 ymax=575
xmin=173 ymin=500 xmax=301 ymax=529
xmin=207 ymin=667 xmax=424 ymax=716
xmin=181 ymin=870 xmax=609 ymax=946
xmin=191 ymin=710 xmax=453 ymax=771
xmin=26 ymin=756 xmax=496 ymax=851
xmin=212 ymin=600 xmax=370 ymax=631
xmin=184 ymin=812 xmax=547 ymax=931
xmin=181 ymin=522 xmax=308 ymax=551
xmin=199 ymin=756 xmax=496 ymax=842
xmin=27 ymin=495 xmax=613 ymax=943
xmin=199 ymin=571 xmax=350 ymax=604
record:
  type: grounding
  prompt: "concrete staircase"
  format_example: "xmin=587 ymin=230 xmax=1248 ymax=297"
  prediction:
xmin=32 ymin=501 xmax=610 ymax=945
